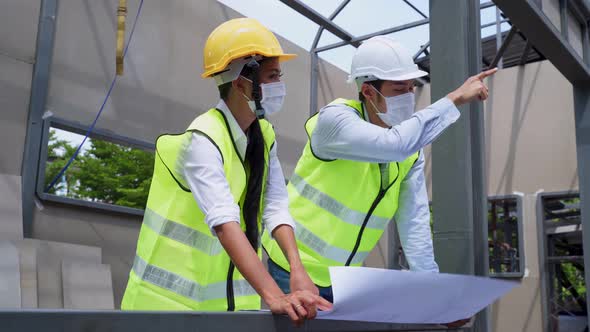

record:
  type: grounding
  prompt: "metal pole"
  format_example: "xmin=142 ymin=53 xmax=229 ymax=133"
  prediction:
xmin=536 ymin=194 xmax=551 ymax=332
xmin=489 ymin=27 xmax=518 ymax=69
xmin=583 ymin=21 xmax=589 ymax=65
xmin=309 ymin=0 xmax=350 ymax=117
xmin=402 ymin=0 xmax=428 ymax=18
xmin=573 ymin=81 xmax=590 ymax=331
xmin=495 ymin=7 xmax=504 ymax=69
xmin=21 ymin=0 xmax=58 ymax=237
xmin=429 ymin=1 xmax=488 ymax=331
xmin=315 ymin=18 xmax=430 ymax=53
xmin=560 ymin=0 xmax=569 ymax=41
xmin=481 ymin=19 xmax=509 ymax=29
xmin=310 ymin=50 xmax=319 ymax=117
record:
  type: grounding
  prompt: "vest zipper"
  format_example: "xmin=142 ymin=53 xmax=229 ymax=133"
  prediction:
xmin=226 ymin=262 xmax=235 ymax=311
xmin=345 ymin=163 xmax=399 ymax=266
xmin=345 ymin=189 xmax=387 ymax=266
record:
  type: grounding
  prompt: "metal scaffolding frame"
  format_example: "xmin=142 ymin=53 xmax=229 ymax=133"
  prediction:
xmin=537 ymin=192 xmax=586 ymax=332
xmin=278 ymin=0 xmax=512 ymax=116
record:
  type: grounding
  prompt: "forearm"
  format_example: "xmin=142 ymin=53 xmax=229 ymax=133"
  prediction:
xmin=272 ymin=224 xmax=304 ymax=271
xmin=394 ymin=155 xmax=439 ymax=272
xmin=215 ymin=222 xmax=284 ymax=304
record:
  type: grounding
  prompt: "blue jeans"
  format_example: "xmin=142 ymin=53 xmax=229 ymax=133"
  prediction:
xmin=267 ymin=258 xmax=334 ymax=303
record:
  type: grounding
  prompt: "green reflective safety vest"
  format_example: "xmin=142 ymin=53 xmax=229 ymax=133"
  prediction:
xmin=262 ymin=98 xmax=419 ymax=287
xmin=121 ymin=108 xmax=275 ymax=311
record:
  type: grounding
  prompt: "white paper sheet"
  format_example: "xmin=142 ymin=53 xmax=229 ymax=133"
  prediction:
xmin=317 ymin=266 xmax=518 ymax=324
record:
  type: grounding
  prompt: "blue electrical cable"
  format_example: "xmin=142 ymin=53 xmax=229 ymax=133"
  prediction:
xmin=45 ymin=0 xmax=144 ymax=193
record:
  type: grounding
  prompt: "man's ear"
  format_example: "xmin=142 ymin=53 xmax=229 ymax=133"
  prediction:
xmin=233 ymin=76 xmax=250 ymax=97
xmin=361 ymin=83 xmax=375 ymax=100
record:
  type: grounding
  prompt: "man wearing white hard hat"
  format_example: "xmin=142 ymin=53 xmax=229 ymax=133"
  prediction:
xmin=262 ymin=35 xmax=496 ymax=309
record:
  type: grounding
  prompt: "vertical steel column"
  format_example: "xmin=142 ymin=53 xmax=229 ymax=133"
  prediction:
xmin=560 ymin=0 xmax=569 ymax=41
xmin=576 ymin=15 xmax=589 ymax=329
xmin=310 ymin=49 xmax=320 ymax=117
xmin=573 ymin=81 xmax=590 ymax=328
xmin=429 ymin=0 xmax=489 ymax=331
xmin=21 ymin=0 xmax=58 ymax=237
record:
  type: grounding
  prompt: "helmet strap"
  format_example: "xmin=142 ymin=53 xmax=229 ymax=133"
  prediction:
xmin=246 ymin=58 xmax=265 ymax=119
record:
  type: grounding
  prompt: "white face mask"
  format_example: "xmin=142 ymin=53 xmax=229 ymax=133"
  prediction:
xmin=241 ymin=76 xmax=286 ymax=117
xmin=369 ymin=87 xmax=416 ymax=127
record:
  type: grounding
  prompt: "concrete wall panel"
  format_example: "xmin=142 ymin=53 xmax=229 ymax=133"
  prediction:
xmin=33 ymin=204 xmax=139 ymax=308
xmin=0 ymin=0 xmax=40 ymax=63
xmin=0 ymin=56 xmax=32 ymax=175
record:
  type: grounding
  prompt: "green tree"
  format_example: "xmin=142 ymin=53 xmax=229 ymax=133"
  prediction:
xmin=45 ymin=130 xmax=154 ymax=209
xmin=75 ymin=140 xmax=154 ymax=209
xmin=45 ymin=129 xmax=80 ymax=197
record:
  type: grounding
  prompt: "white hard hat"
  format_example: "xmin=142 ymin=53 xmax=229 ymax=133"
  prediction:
xmin=348 ymin=36 xmax=428 ymax=89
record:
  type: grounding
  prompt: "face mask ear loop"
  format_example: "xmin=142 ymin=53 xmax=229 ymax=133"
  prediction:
xmin=368 ymin=84 xmax=386 ymax=115
xmin=246 ymin=58 xmax=264 ymax=119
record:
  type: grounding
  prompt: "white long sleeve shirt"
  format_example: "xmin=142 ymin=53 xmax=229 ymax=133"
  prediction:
xmin=311 ymin=97 xmax=461 ymax=272
xmin=178 ymin=100 xmax=295 ymax=237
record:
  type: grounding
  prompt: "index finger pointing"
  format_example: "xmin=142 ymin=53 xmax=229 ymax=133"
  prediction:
xmin=477 ymin=67 xmax=498 ymax=80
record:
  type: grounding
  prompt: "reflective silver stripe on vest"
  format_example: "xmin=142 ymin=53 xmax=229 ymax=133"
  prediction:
xmin=143 ymin=208 xmax=223 ymax=256
xmin=295 ymin=221 xmax=369 ymax=265
xmin=290 ymin=173 xmax=390 ymax=230
xmin=132 ymin=255 xmax=257 ymax=302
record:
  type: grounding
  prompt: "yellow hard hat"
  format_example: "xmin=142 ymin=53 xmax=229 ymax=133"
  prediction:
xmin=202 ymin=18 xmax=296 ymax=79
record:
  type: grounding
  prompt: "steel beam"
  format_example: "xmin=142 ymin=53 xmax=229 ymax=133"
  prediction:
xmin=481 ymin=1 xmax=495 ymax=9
xmin=315 ymin=18 xmax=430 ymax=53
xmin=573 ymin=81 xmax=590 ymax=331
xmin=519 ymin=39 xmax=533 ymax=65
xmin=309 ymin=0 xmax=350 ymax=116
xmin=480 ymin=18 xmax=509 ymax=29
xmin=493 ymin=0 xmax=590 ymax=82
xmin=403 ymin=0 xmax=428 ymax=18
xmin=413 ymin=42 xmax=431 ymax=60
xmin=547 ymin=255 xmax=585 ymax=263
xmin=489 ymin=26 xmax=518 ymax=69
xmin=0 ymin=310 xmax=458 ymax=332
xmin=429 ymin=1 xmax=489 ymax=331
xmin=21 ymin=0 xmax=58 ymax=237
xmin=278 ymin=0 xmax=359 ymax=47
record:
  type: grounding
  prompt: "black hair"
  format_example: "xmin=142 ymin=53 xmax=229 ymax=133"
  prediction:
xmin=242 ymin=119 xmax=265 ymax=250
xmin=358 ymin=79 xmax=385 ymax=102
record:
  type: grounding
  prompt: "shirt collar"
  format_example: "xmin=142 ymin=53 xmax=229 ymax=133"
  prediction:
xmin=216 ymin=99 xmax=247 ymax=145
xmin=361 ymin=101 xmax=369 ymax=121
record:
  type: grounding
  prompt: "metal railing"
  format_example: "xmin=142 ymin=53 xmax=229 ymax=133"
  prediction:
xmin=0 ymin=310 xmax=461 ymax=332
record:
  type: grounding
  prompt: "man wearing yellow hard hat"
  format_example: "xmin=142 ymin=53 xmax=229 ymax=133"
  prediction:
xmin=121 ymin=18 xmax=331 ymax=324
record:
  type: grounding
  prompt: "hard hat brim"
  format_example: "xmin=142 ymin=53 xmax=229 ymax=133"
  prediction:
xmin=348 ymin=69 xmax=429 ymax=84
xmin=386 ymin=69 xmax=429 ymax=81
